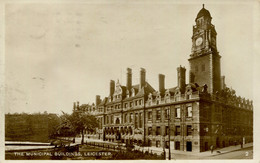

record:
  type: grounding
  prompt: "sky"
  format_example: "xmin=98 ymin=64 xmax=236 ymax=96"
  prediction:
xmin=4 ymin=1 xmax=256 ymax=114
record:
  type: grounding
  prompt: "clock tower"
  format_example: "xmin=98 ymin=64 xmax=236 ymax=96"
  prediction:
xmin=189 ymin=5 xmax=221 ymax=94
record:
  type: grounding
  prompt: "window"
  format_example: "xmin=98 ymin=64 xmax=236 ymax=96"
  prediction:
xmin=124 ymin=114 xmax=128 ymax=123
xmin=139 ymin=113 xmax=142 ymax=128
xmin=175 ymin=141 xmax=180 ymax=150
xmin=130 ymin=113 xmax=133 ymax=123
xmin=125 ymin=103 xmax=128 ymax=108
xmin=156 ymin=141 xmax=161 ymax=147
xmin=175 ymin=126 xmax=181 ymax=135
xmin=164 ymin=108 xmax=169 ymax=119
xmin=201 ymin=64 xmax=205 ymax=71
xmin=148 ymin=127 xmax=152 ymax=135
xmin=156 ymin=110 xmax=161 ymax=120
xmin=156 ymin=140 xmax=161 ymax=147
xmin=115 ymin=118 xmax=120 ymax=124
xmin=148 ymin=111 xmax=152 ymax=121
xmin=111 ymin=115 xmax=114 ymax=124
xmin=139 ymin=100 xmax=142 ymax=105
xmin=175 ymin=108 xmax=180 ymax=118
xmin=130 ymin=102 xmax=133 ymax=107
xmin=156 ymin=126 xmax=161 ymax=135
xmin=135 ymin=113 xmax=138 ymax=127
xmin=187 ymin=125 xmax=192 ymax=136
xmin=135 ymin=101 xmax=138 ymax=106
xmin=186 ymin=106 xmax=192 ymax=117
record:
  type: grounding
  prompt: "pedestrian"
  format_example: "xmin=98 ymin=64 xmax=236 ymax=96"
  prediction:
xmin=210 ymin=145 xmax=214 ymax=154
xmin=241 ymin=141 xmax=243 ymax=148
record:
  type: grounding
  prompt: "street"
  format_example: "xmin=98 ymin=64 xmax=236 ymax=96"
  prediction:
xmin=170 ymin=147 xmax=253 ymax=160
xmin=204 ymin=147 xmax=253 ymax=159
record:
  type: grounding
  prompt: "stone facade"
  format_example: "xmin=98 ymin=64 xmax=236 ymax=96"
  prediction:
xmin=73 ymin=6 xmax=253 ymax=153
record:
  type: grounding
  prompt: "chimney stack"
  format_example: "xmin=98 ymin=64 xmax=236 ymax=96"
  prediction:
xmin=73 ymin=102 xmax=76 ymax=110
xmin=139 ymin=68 xmax=146 ymax=91
xmin=221 ymin=76 xmax=226 ymax=90
xmin=110 ymin=80 xmax=115 ymax=96
xmin=158 ymin=74 xmax=165 ymax=93
xmin=126 ymin=68 xmax=132 ymax=91
xmin=77 ymin=101 xmax=80 ymax=110
xmin=177 ymin=66 xmax=186 ymax=93
xmin=96 ymin=95 xmax=101 ymax=106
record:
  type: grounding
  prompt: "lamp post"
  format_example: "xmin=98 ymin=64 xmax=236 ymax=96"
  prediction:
xmin=167 ymin=107 xmax=171 ymax=160
xmin=163 ymin=136 xmax=166 ymax=160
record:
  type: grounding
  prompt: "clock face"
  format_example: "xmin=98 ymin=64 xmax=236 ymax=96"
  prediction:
xmin=195 ymin=37 xmax=203 ymax=46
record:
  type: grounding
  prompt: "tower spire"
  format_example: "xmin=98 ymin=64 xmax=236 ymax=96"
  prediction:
xmin=203 ymin=4 xmax=204 ymax=8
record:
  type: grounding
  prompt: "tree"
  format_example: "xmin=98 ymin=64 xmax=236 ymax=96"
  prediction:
xmin=60 ymin=111 xmax=99 ymax=144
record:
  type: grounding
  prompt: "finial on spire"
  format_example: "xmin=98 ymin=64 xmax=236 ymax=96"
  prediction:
xmin=203 ymin=4 xmax=204 ymax=8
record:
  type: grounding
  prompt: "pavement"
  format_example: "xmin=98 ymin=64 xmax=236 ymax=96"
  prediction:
xmin=76 ymin=137 xmax=253 ymax=159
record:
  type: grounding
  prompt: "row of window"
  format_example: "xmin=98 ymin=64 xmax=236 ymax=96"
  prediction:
xmin=124 ymin=99 xmax=143 ymax=108
xmin=105 ymin=99 xmax=144 ymax=112
xmin=104 ymin=105 xmax=193 ymax=125
xmin=147 ymin=125 xmax=193 ymax=136
xmin=147 ymin=106 xmax=192 ymax=121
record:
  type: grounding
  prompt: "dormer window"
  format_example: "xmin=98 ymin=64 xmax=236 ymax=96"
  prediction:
xmin=139 ymin=100 xmax=142 ymax=105
xmin=131 ymin=88 xmax=135 ymax=97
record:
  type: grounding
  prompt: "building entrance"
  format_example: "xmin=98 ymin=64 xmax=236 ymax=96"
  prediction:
xmin=186 ymin=141 xmax=192 ymax=151
xmin=205 ymin=142 xmax=208 ymax=151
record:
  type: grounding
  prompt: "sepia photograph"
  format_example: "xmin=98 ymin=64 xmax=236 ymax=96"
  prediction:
xmin=2 ymin=0 xmax=259 ymax=161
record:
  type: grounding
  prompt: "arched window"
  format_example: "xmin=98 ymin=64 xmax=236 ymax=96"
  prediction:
xmin=115 ymin=118 xmax=120 ymax=124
